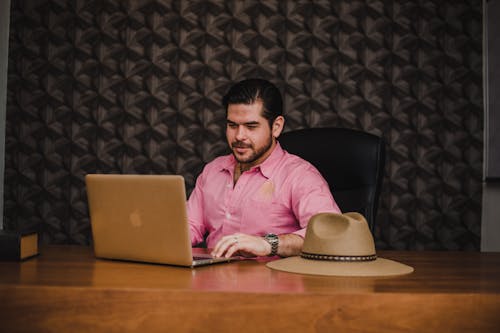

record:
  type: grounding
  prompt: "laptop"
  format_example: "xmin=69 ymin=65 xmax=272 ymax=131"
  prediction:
xmin=85 ymin=174 xmax=236 ymax=267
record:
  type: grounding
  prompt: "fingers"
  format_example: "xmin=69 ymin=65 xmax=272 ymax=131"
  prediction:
xmin=222 ymin=239 xmax=240 ymax=258
xmin=212 ymin=234 xmax=241 ymax=258
xmin=211 ymin=234 xmax=270 ymax=258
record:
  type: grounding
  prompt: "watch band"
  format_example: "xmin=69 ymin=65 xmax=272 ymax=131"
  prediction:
xmin=263 ymin=233 xmax=279 ymax=256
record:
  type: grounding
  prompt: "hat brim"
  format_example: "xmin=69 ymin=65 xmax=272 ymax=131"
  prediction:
xmin=266 ymin=256 xmax=414 ymax=277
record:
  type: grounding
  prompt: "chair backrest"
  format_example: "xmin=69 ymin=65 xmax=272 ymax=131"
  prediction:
xmin=279 ymin=127 xmax=385 ymax=231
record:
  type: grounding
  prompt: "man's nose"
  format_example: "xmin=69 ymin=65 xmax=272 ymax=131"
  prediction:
xmin=235 ymin=126 xmax=246 ymax=140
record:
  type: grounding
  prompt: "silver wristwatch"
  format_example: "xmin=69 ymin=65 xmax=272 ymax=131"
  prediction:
xmin=263 ymin=233 xmax=279 ymax=256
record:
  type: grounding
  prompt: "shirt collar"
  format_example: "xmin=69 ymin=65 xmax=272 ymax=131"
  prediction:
xmin=220 ymin=142 xmax=285 ymax=178
xmin=257 ymin=142 xmax=285 ymax=178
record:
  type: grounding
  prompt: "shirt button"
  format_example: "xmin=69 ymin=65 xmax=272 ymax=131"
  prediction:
xmin=225 ymin=212 xmax=231 ymax=219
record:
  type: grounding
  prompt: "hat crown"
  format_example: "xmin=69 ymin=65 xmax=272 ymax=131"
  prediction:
xmin=302 ymin=212 xmax=375 ymax=256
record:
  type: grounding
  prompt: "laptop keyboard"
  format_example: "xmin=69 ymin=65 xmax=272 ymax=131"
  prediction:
xmin=193 ymin=256 xmax=213 ymax=260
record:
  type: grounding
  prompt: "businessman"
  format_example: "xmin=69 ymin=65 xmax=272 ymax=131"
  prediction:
xmin=187 ymin=78 xmax=341 ymax=258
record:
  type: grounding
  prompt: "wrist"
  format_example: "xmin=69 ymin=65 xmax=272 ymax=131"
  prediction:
xmin=263 ymin=233 xmax=279 ymax=256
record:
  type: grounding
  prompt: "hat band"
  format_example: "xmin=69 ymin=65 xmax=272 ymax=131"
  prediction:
xmin=301 ymin=252 xmax=377 ymax=262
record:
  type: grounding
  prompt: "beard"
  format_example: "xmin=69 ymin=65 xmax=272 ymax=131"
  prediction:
xmin=231 ymin=135 xmax=274 ymax=165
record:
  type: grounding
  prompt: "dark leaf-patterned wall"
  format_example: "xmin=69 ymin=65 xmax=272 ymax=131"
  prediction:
xmin=5 ymin=0 xmax=483 ymax=250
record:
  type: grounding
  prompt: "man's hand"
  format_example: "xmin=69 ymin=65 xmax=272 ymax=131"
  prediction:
xmin=211 ymin=233 xmax=271 ymax=258
xmin=211 ymin=233 xmax=304 ymax=258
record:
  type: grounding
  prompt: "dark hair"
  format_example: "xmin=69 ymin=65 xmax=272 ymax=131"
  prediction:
xmin=222 ymin=78 xmax=283 ymax=127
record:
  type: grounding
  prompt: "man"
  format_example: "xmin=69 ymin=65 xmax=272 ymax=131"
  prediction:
xmin=187 ymin=78 xmax=341 ymax=258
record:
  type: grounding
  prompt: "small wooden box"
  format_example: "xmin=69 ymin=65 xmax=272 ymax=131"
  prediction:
xmin=0 ymin=230 xmax=39 ymax=261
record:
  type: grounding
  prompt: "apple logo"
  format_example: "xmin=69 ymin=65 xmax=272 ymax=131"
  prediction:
xmin=129 ymin=209 xmax=143 ymax=228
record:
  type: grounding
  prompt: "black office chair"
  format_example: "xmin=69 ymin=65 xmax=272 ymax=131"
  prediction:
xmin=279 ymin=127 xmax=385 ymax=231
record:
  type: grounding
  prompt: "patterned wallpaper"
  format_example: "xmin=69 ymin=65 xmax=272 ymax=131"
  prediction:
xmin=5 ymin=0 xmax=483 ymax=250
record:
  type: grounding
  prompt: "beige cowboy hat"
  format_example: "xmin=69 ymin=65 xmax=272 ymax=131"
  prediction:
xmin=267 ymin=212 xmax=414 ymax=277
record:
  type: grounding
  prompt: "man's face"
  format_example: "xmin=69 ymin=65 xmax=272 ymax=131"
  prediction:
xmin=226 ymin=100 xmax=282 ymax=168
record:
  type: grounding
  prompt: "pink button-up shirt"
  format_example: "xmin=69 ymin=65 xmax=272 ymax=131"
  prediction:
xmin=187 ymin=143 xmax=341 ymax=248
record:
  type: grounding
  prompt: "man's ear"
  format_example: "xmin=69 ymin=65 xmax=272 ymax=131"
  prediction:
xmin=272 ymin=116 xmax=285 ymax=139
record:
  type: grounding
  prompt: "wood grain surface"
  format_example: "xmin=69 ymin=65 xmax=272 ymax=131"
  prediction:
xmin=1 ymin=246 xmax=499 ymax=332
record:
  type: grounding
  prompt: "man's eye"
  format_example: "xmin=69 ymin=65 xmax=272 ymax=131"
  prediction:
xmin=247 ymin=124 xmax=258 ymax=129
xmin=227 ymin=123 xmax=238 ymax=128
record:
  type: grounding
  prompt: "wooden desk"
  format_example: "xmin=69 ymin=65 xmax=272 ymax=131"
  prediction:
xmin=1 ymin=246 xmax=499 ymax=333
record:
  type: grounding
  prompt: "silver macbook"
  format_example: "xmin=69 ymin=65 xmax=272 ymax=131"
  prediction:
xmin=85 ymin=174 xmax=236 ymax=267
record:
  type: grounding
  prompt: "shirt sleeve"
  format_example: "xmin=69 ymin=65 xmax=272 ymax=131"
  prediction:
xmin=289 ymin=164 xmax=341 ymax=238
xmin=186 ymin=169 xmax=208 ymax=246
